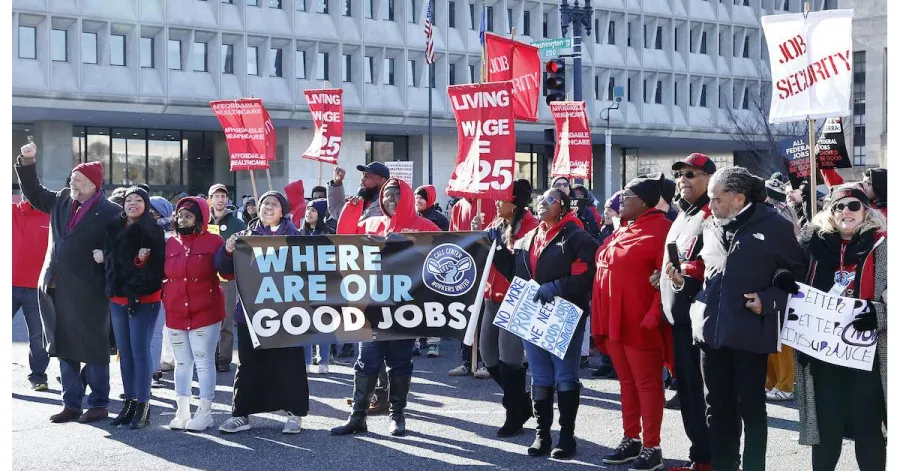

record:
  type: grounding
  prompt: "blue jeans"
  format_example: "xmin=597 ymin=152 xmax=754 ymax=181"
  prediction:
xmin=149 ymin=303 xmax=166 ymax=371
xmin=523 ymin=315 xmax=586 ymax=391
xmin=12 ymin=286 xmax=49 ymax=383
xmin=304 ymin=343 xmax=332 ymax=366
xmin=110 ymin=302 xmax=160 ymax=402
xmin=59 ymin=359 xmax=110 ymax=410
xmin=355 ymin=339 xmax=415 ymax=377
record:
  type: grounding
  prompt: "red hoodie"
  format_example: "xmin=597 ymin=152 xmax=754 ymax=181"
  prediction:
xmin=362 ymin=179 xmax=440 ymax=235
xmin=450 ymin=197 xmax=498 ymax=231
xmin=12 ymin=201 xmax=50 ymax=289
xmin=163 ymin=197 xmax=227 ymax=331
xmin=484 ymin=211 xmax=539 ymax=302
xmin=284 ymin=179 xmax=308 ymax=229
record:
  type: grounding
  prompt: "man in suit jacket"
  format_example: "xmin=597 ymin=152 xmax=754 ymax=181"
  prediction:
xmin=15 ymin=142 xmax=121 ymax=424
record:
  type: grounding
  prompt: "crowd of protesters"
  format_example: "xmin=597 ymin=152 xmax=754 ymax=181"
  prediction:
xmin=12 ymin=139 xmax=887 ymax=471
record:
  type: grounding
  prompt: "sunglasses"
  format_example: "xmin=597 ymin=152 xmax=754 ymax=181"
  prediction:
xmin=673 ymin=170 xmax=706 ymax=179
xmin=831 ymin=201 xmax=863 ymax=213
xmin=538 ymin=195 xmax=560 ymax=205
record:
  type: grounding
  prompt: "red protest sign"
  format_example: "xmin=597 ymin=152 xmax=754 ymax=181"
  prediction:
xmin=549 ymin=101 xmax=592 ymax=180
xmin=301 ymin=89 xmax=344 ymax=165
xmin=210 ymin=99 xmax=272 ymax=171
xmin=262 ymin=107 xmax=276 ymax=161
xmin=446 ymin=82 xmax=516 ymax=201
xmin=484 ymin=33 xmax=541 ymax=122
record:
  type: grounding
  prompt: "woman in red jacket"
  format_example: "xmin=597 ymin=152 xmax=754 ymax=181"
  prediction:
xmin=593 ymin=176 xmax=673 ymax=471
xmin=163 ymin=197 xmax=226 ymax=432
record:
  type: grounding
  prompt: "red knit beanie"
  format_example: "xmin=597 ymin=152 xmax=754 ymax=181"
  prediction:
xmin=72 ymin=161 xmax=104 ymax=190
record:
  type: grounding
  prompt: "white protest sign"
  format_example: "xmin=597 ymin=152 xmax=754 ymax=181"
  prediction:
xmin=492 ymin=276 xmax=583 ymax=359
xmin=780 ymin=282 xmax=877 ymax=371
xmin=385 ymin=161 xmax=414 ymax=186
xmin=760 ymin=9 xmax=853 ymax=124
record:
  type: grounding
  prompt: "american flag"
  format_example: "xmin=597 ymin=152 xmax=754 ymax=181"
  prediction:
xmin=425 ymin=1 xmax=435 ymax=64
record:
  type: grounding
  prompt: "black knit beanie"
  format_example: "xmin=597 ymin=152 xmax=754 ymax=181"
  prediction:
xmin=625 ymin=176 xmax=661 ymax=207
xmin=512 ymin=179 xmax=533 ymax=210
xmin=258 ymin=190 xmax=291 ymax=215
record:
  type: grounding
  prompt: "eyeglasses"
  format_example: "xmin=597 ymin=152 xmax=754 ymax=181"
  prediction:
xmin=831 ymin=201 xmax=863 ymax=213
xmin=552 ymin=181 xmax=570 ymax=188
xmin=673 ymin=170 xmax=706 ymax=179
xmin=538 ymin=195 xmax=560 ymax=205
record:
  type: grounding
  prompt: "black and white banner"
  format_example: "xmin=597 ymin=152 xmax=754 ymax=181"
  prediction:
xmin=233 ymin=233 xmax=492 ymax=349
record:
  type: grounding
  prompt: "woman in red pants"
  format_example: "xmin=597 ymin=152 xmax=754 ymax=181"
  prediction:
xmin=592 ymin=176 xmax=673 ymax=471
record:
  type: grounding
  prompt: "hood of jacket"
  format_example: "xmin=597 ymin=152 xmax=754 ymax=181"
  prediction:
xmin=416 ymin=184 xmax=438 ymax=208
xmin=868 ymin=168 xmax=887 ymax=202
xmin=176 ymin=197 xmax=211 ymax=232
xmin=380 ymin=178 xmax=418 ymax=234
xmin=284 ymin=180 xmax=308 ymax=227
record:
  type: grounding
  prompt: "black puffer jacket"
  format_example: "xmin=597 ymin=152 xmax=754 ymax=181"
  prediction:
xmin=103 ymin=188 xmax=166 ymax=299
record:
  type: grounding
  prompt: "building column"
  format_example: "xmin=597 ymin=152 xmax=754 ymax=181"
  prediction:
xmin=32 ymin=120 xmax=74 ymax=191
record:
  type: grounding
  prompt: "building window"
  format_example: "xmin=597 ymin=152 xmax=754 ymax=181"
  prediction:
xmin=674 ymin=81 xmax=679 ymax=105
xmin=507 ymin=8 xmax=514 ymax=34
xmin=782 ymin=0 xmax=789 ymax=10
xmin=643 ymin=24 xmax=648 ymax=48
xmin=18 ymin=26 xmax=36 ymax=59
xmin=247 ymin=46 xmax=258 ymax=75
xmin=743 ymin=0 xmax=749 ymax=5
xmin=690 ymin=83 xmax=694 ymax=106
xmin=317 ymin=52 xmax=329 ymax=80
xmin=270 ymin=48 xmax=283 ymax=77
xmin=674 ymin=27 xmax=679 ymax=51
xmin=655 ymin=80 xmax=662 ymax=104
xmin=296 ymin=50 xmax=307 ymax=78
xmin=854 ymin=125 xmax=866 ymax=146
xmin=384 ymin=57 xmax=395 ymax=85
xmin=700 ymin=31 xmax=707 ymax=54
xmin=741 ymin=87 xmax=749 ymax=109
xmin=486 ymin=6 xmax=494 ymax=32
xmin=523 ymin=10 xmax=530 ymax=36
xmin=643 ymin=79 xmax=648 ymax=103
xmin=83 ymin=32 xmax=98 ymax=64
xmin=344 ymin=0 xmax=351 ymax=15
xmin=627 ymin=78 xmax=632 ymax=102
xmin=655 ymin=26 xmax=662 ymax=49
xmin=248 ymin=0 xmax=259 ymax=5
xmin=407 ymin=59 xmax=416 ymax=87
xmin=141 ymin=37 xmax=154 ymax=68
xmin=470 ymin=3 xmax=476 ymax=30
xmin=593 ymin=75 xmax=599 ymax=99
xmin=364 ymin=55 xmax=373 ymax=83
xmin=167 ymin=39 xmax=181 ymax=70
xmin=700 ymin=84 xmax=708 ymax=107
xmin=607 ymin=77 xmax=614 ymax=100
xmin=627 ymin=22 xmax=632 ymax=47
xmin=343 ymin=54 xmax=352 ymax=82
xmin=270 ymin=0 xmax=282 ymax=7
xmin=110 ymin=34 xmax=126 ymax=66
xmin=409 ymin=0 xmax=416 ymax=23
xmin=318 ymin=0 xmax=329 ymax=13
xmin=385 ymin=0 xmax=394 ymax=20
xmin=364 ymin=0 xmax=372 ymax=17
xmin=449 ymin=63 xmax=456 ymax=85
xmin=543 ymin=13 xmax=548 ymax=37
xmin=222 ymin=44 xmax=234 ymax=74
xmin=468 ymin=64 xmax=476 ymax=83
xmin=297 ymin=0 xmax=306 ymax=10
xmin=193 ymin=41 xmax=208 ymax=72
xmin=51 ymin=29 xmax=67 ymax=62
xmin=742 ymin=36 xmax=750 ymax=58
xmin=608 ymin=20 xmax=615 ymax=45
xmin=449 ymin=1 xmax=456 ymax=28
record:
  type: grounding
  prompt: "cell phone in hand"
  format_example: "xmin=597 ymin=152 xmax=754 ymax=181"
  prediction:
xmin=667 ymin=242 xmax=681 ymax=272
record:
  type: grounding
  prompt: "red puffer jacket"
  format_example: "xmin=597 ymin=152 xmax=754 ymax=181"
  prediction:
xmin=361 ymin=178 xmax=440 ymax=235
xmin=163 ymin=197 xmax=226 ymax=331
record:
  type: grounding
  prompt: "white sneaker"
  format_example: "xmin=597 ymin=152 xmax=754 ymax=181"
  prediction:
xmin=306 ymin=364 xmax=311 ymax=374
xmin=219 ymin=416 xmax=251 ymax=433
xmin=315 ymin=364 xmax=329 ymax=375
xmin=185 ymin=399 xmax=214 ymax=431
xmin=448 ymin=365 xmax=471 ymax=376
xmin=765 ymin=388 xmax=794 ymax=401
xmin=168 ymin=396 xmax=191 ymax=430
xmin=283 ymin=414 xmax=302 ymax=434
xmin=474 ymin=366 xmax=491 ymax=379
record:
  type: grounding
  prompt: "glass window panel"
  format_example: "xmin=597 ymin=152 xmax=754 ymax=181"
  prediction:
xmin=296 ymin=0 xmax=306 ymax=10
xmin=296 ymin=50 xmax=306 ymax=78
xmin=365 ymin=56 xmax=373 ymax=83
xmin=86 ymin=127 xmax=111 ymax=180
xmin=82 ymin=32 xmax=98 ymax=64
xmin=222 ymin=44 xmax=234 ymax=74
xmin=168 ymin=39 xmax=181 ymax=70
xmin=112 ymin=129 xmax=147 ymax=186
xmin=193 ymin=42 xmax=208 ymax=72
xmin=408 ymin=0 xmax=416 ymax=23
xmin=110 ymin=34 xmax=126 ymax=66
xmin=407 ymin=60 xmax=416 ymax=87
xmin=270 ymin=0 xmax=283 ymax=7
xmin=384 ymin=57 xmax=395 ymax=85
xmin=523 ymin=10 xmax=530 ymax=36
xmin=449 ymin=1 xmax=456 ymax=28
xmin=148 ymin=130 xmax=182 ymax=186
xmin=18 ymin=26 xmax=36 ymax=59
xmin=344 ymin=0 xmax=351 ymax=16
xmin=317 ymin=52 xmax=329 ymax=80
xmin=270 ymin=48 xmax=283 ymax=77
xmin=247 ymin=46 xmax=258 ymax=75
xmin=448 ymin=63 xmax=455 ymax=85
xmin=364 ymin=0 xmax=373 ymax=17
xmin=317 ymin=0 xmax=329 ymax=13
xmin=385 ymin=0 xmax=394 ymax=20
xmin=343 ymin=54 xmax=352 ymax=82
xmin=141 ymin=37 xmax=154 ymax=68
xmin=51 ymin=29 xmax=67 ymax=62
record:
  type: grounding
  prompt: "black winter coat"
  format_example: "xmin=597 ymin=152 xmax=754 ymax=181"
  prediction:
xmin=693 ymin=203 xmax=806 ymax=354
xmin=420 ymin=207 xmax=450 ymax=231
xmin=103 ymin=215 xmax=166 ymax=300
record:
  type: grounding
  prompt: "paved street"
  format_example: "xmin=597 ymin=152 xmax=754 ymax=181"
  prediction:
xmin=12 ymin=315 xmax=859 ymax=471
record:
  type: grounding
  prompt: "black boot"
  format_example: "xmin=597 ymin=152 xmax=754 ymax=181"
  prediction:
xmin=497 ymin=362 xmax=529 ymax=437
xmin=129 ymin=402 xmax=151 ymax=429
xmin=331 ymin=373 xmax=377 ymax=435
xmin=485 ymin=364 xmax=502 ymax=387
xmin=110 ymin=399 xmax=137 ymax=427
xmin=550 ymin=385 xmax=581 ymax=459
xmin=527 ymin=386 xmax=554 ymax=457
xmin=388 ymin=371 xmax=412 ymax=437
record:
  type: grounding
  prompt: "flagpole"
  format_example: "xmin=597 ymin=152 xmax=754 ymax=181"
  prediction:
xmin=471 ymin=2 xmax=488 ymax=376
xmin=427 ymin=0 xmax=434 ymax=185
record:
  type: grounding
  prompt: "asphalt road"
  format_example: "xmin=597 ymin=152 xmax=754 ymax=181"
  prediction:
xmin=11 ymin=314 xmax=861 ymax=470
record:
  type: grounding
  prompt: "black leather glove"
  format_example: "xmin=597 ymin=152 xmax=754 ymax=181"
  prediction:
xmin=772 ymin=269 xmax=800 ymax=294
xmin=851 ymin=301 xmax=878 ymax=331
xmin=127 ymin=297 xmax=140 ymax=317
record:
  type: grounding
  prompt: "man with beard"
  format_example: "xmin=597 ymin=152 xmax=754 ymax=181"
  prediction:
xmin=692 ymin=166 xmax=805 ymax=471
xmin=327 ymin=162 xmax=389 ymax=232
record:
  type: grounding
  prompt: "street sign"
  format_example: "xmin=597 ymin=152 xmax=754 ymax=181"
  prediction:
xmin=531 ymin=37 xmax=573 ymax=59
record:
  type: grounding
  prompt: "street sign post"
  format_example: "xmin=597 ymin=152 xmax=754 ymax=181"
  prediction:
xmin=531 ymin=37 xmax=573 ymax=59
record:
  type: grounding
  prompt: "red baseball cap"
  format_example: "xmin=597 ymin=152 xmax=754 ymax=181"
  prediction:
xmin=672 ymin=153 xmax=716 ymax=175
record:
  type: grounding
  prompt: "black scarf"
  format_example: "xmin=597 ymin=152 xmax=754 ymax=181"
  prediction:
xmin=677 ymin=193 xmax=710 ymax=216
xmin=803 ymin=227 xmax=877 ymax=291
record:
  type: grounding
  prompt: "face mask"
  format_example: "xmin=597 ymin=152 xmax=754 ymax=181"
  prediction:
xmin=175 ymin=225 xmax=195 ymax=235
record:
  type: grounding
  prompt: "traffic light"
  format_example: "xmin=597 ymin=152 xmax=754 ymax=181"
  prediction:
xmin=545 ymin=59 xmax=566 ymax=105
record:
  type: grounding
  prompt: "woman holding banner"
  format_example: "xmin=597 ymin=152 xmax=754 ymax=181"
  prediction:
xmin=591 ymin=177 xmax=673 ymax=471
xmin=471 ymin=179 xmax=539 ymax=438
xmin=331 ymin=178 xmax=438 ymax=438
xmin=795 ymin=184 xmax=887 ymax=471
xmin=491 ymin=187 xmax=599 ymax=460
xmin=300 ymin=198 xmax=335 ymax=374
xmin=215 ymin=190 xmax=309 ymax=435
